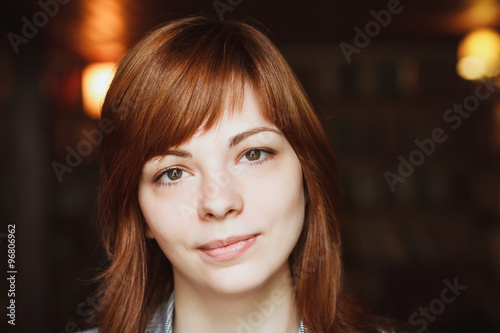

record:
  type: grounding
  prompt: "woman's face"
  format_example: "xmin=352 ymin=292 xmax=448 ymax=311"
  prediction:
xmin=138 ymin=87 xmax=305 ymax=296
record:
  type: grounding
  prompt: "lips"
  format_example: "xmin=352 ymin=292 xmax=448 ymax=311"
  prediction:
xmin=198 ymin=233 xmax=259 ymax=261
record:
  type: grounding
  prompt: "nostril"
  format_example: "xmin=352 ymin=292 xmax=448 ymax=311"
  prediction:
xmin=197 ymin=183 xmax=244 ymax=221
xmin=201 ymin=208 xmax=239 ymax=221
xmin=226 ymin=209 xmax=237 ymax=217
xmin=205 ymin=212 xmax=216 ymax=219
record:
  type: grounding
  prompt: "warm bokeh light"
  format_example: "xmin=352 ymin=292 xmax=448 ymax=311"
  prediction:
xmin=445 ymin=0 xmax=500 ymax=35
xmin=457 ymin=54 xmax=500 ymax=80
xmin=57 ymin=0 xmax=135 ymax=62
xmin=82 ymin=62 xmax=116 ymax=119
xmin=457 ymin=28 xmax=500 ymax=80
xmin=465 ymin=0 xmax=500 ymax=28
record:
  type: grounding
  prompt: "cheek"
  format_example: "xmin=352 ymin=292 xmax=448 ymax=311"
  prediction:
xmin=139 ymin=187 xmax=195 ymax=243
xmin=139 ymin=192 xmax=196 ymax=265
xmin=276 ymin=159 xmax=305 ymax=231
xmin=244 ymin=156 xmax=305 ymax=224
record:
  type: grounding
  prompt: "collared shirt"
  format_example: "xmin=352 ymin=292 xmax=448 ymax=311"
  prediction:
xmin=81 ymin=292 xmax=307 ymax=333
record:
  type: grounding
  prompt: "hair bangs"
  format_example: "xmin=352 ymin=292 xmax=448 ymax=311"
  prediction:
xmin=118 ymin=19 xmax=280 ymax=166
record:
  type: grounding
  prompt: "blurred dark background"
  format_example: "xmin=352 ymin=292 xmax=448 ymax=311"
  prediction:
xmin=1 ymin=0 xmax=499 ymax=332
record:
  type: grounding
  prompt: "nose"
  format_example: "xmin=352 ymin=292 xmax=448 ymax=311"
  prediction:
xmin=198 ymin=172 xmax=243 ymax=221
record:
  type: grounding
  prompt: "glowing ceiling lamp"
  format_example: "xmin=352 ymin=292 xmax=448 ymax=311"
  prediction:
xmin=457 ymin=28 xmax=500 ymax=80
xmin=82 ymin=62 xmax=116 ymax=119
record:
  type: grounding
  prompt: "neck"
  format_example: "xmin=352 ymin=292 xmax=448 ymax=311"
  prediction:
xmin=172 ymin=265 xmax=300 ymax=333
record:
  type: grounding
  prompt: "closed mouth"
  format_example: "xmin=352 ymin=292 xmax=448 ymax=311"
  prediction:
xmin=198 ymin=233 xmax=260 ymax=250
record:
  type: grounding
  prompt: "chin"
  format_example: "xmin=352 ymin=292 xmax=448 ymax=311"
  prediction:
xmin=202 ymin=261 xmax=286 ymax=297
xmin=207 ymin=281 xmax=261 ymax=298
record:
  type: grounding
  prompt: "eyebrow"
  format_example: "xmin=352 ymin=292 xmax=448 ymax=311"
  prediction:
xmin=228 ymin=127 xmax=282 ymax=148
xmin=163 ymin=127 xmax=282 ymax=159
xmin=164 ymin=149 xmax=193 ymax=158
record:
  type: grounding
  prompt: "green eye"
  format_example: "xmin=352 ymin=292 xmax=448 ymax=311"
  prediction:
xmin=245 ymin=149 xmax=261 ymax=161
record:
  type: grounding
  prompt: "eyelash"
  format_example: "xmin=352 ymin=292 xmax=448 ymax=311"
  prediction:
xmin=152 ymin=148 xmax=276 ymax=188
xmin=239 ymin=148 xmax=276 ymax=166
xmin=152 ymin=168 xmax=187 ymax=188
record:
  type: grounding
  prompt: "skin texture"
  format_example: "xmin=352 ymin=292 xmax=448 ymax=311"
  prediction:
xmin=138 ymin=87 xmax=305 ymax=332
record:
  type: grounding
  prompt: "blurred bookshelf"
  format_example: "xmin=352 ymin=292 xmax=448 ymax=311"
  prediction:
xmin=282 ymin=41 xmax=500 ymax=330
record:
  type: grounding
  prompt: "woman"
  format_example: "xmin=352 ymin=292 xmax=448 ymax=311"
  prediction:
xmin=83 ymin=15 xmax=396 ymax=333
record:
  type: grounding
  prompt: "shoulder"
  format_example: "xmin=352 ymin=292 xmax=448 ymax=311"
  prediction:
xmin=77 ymin=292 xmax=174 ymax=333
xmin=145 ymin=290 xmax=175 ymax=332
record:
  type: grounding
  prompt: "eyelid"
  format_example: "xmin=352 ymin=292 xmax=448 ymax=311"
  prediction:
xmin=238 ymin=147 xmax=276 ymax=162
xmin=152 ymin=166 xmax=189 ymax=184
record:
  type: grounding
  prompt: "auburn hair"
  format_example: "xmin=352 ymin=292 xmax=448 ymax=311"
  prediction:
xmin=92 ymin=15 xmax=392 ymax=333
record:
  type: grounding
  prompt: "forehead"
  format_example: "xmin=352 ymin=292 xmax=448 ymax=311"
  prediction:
xmin=142 ymin=88 xmax=282 ymax=170
xmin=188 ymin=86 xmax=278 ymax=144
